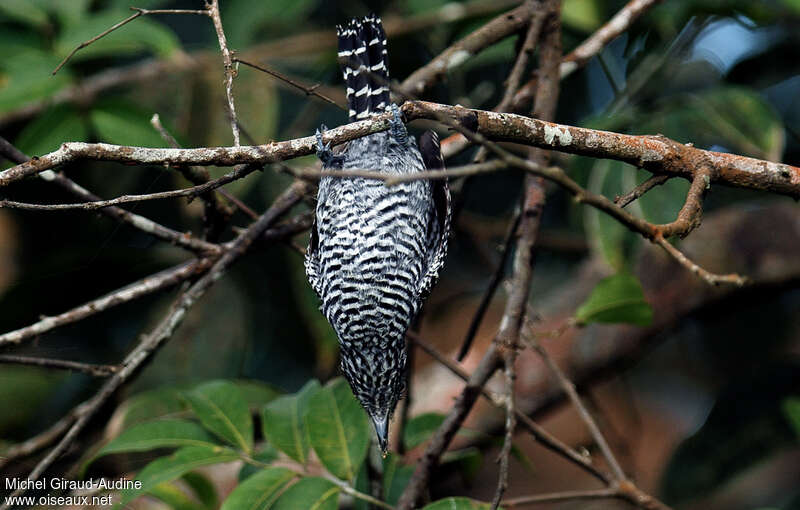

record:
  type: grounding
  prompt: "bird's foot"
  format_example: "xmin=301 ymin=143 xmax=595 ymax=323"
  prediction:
xmin=389 ymin=104 xmax=409 ymax=147
xmin=316 ymin=124 xmax=344 ymax=168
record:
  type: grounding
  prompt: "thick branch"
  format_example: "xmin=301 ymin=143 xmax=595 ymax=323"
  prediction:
xmin=5 ymin=102 xmax=796 ymax=198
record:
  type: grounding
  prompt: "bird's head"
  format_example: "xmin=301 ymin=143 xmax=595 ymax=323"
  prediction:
xmin=340 ymin=342 xmax=407 ymax=453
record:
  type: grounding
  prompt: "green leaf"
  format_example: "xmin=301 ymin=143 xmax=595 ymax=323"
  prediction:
xmin=0 ymin=51 xmax=73 ymax=113
xmin=575 ymin=273 xmax=653 ymax=326
xmin=422 ymin=497 xmax=492 ymax=510
xmin=118 ymin=386 xmax=190 ymax=428
xmin=403 ymin=412 xmax=446 ymax=450
xmin=0 ymin=0 xmax=49 ymax=28
xmin=582 ymin=159 xmax=640 ymax=270
xmin=783 ymin=0 xmax=800 ymax=14
xmin=236 ymin=379 xmax=282 ymax=410
xmin=89 ymin=100 xmax=167 ymax=147
xmin=222 ymin=0 xmax=316 ymax=46
xmin=305 ymin=378 xmax=370 ymax=480
xmin=13 ymin=105 xmax=87 ymax=158
xmin=220 ymin=467 xmax=295 ymax=510
xmin=442 ymin=447 xmax=483 ymax=483
xmin=55 ymin=11 xmax=178 ymax=62
xmin=118 ymin=446 xmax=240 ymax=506
xmin=782 ymin=397 xmax=800 ymax=437
xmin=182 ymin=472 xmax=218 ymax=510
xmin=383 ymin=453 xmax=414 ymax=505
xmin=639 ymin=87 xmax=784 ymax=162
xmin=238 ymin=446 xmax=279 ymax=481
xmin=262 ymin=380 xmax=318 ymax=464
xmin=186 ymin=380 xmax=254 ymax=454
xmin=148 ymin=482 xmax=208 ymax=510
xmin=91 ymin=419 xmax=218 ymax=464
xmin=272 ymin=477 xmax=340 ymax=510
xmin=50 ymin=0 xmax=91 ymax=29
xmin=562 ymin=0 xmax=604 ymax=32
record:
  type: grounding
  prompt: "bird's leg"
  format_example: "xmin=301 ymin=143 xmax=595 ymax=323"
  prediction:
xmin=389 ymin=104 xmax=410 ymax=147
xmin=316 ymin=124 xmax=344 ymax=168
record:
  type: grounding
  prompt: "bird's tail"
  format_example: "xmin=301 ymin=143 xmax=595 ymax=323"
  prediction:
xmin=336 ymin=14 xmax=391 ymax=122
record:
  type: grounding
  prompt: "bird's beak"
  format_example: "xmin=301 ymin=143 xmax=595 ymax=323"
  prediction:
xmin=371 ymin=415 xmax=389 ymax=455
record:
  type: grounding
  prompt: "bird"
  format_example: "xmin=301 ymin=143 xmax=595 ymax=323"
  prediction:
xmin=305 ymin=14 xmax=451 ymax=453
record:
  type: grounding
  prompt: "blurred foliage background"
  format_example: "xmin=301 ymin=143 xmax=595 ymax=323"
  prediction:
xmin=0 ymin=0 xmax=799 ymax=508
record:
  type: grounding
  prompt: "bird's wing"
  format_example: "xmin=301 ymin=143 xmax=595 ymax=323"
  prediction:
xmin=417 ymin=130 xmax=451 ymax=297
xmin=304 ymin=213 xmax=323 ymax=298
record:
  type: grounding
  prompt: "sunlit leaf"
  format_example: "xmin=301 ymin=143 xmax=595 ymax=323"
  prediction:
xmin=186 ymin=380 xmax=254 ymax=453
xmin=220 ymin=467 xmax=295 ymax=510
xmin=262 ymin=379 xmax=319 ymax=464
xmin=272 ymin=477 xmax=340 ymax=510
xmin=575 ymin=273 xmax=653 ymax=326
xmin=118 ymin=446 xmax=240 ymax=506
xmin=305 ymin=378 xmax=370 ymax=480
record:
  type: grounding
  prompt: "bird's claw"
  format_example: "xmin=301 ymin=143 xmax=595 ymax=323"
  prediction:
xmin=316 ymin=124 xmax=343 ymax=168
xmin=389 ymin=104 xmax=409 ymax=147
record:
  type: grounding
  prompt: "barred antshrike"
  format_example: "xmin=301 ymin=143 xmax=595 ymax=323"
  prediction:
xmin=305 ymin=14 xmax=450 ymax=452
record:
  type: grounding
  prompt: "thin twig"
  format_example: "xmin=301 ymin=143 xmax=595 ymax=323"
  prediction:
xmin=0 ymin=355 xmax=119 ymax=377
xmin=0 ymin=164 xmax=261 ymax=211
xmin=523 ymin=330 xmax=627 ymax=481
xmin=52 ymin=8 xmax=208 ymax=75
xmin=0 ymin=136 xmax=220 ymax=255
xmin=456 ymin=195 xmax=520 ymax=362
xmin=0 ymin=260 xmax=206 ymax=347
xmin=234 ymin=58 xmax=344 ymax=109
xmin=502 ymin=488 xmax=618 ymax=507
xmin=0 ymin=214 xmax=309 ymax=348
xmin=409 ymin=332 xmax=610 ymax=483
xmin=655 ymin=235 xmax=750 ymax=286
xmin=0 ymin=409 xmax=79 ymax=468
xmin=0 ymin=0 xmax=518 ymax=129
xmin=510 ymin=0 xmax=665 ymax=110
xmin=150 ymin=113 xmax=235 ymax=235
xmin=615 ymin=174 xmax=670 ymax=207
xmin=207 ymin=0 xmax=240 ymax=146
xmin=401 ymin=1 xmax=542 ymax=95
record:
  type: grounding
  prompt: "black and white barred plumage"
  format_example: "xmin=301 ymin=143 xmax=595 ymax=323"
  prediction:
xmin=305 ymin=15 xmax=450 ymax=452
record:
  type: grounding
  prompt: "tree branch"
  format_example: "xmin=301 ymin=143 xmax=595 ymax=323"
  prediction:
xmin=5 ymin=102 xmax=795 ymax=198
xmin=207 ymin=0 xmax=241 ymax=146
